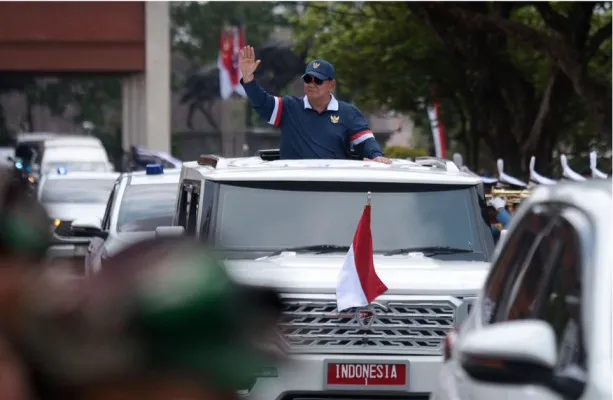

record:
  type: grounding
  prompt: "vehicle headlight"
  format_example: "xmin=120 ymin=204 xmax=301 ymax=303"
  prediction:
xmin=454 ymin=297 xmax=477 ymax=330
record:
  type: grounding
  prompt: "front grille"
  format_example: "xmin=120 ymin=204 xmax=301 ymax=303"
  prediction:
xmin=54 ymin=220 xmax=74 ymax=237
xmin=279 ymin=295 xmax=460 ymax=355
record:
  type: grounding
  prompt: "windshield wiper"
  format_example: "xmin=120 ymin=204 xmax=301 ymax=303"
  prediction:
xmin=268 ymin=245 xmax=350 ymax=257
xmin=384 ymin=246 xmax=474 ymax=256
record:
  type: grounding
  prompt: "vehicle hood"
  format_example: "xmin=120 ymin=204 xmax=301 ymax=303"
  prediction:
xmin=104 ymin=232 xmax=156 ymax=258
xmin=44 ymin=203 xmax=106 ymax=221
xmin=224 ymin=253 xmax=491 ymax=295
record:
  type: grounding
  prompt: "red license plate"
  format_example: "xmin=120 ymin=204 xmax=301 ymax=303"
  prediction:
xmin=325 ymin=361 xmax=408 ymax=389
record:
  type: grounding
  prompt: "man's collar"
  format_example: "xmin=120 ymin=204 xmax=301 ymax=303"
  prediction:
xmin=303 ymin=95 xmax=339 ymax=111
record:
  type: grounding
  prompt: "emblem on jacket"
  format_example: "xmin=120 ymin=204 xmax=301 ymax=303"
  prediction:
xmin=330 ymin=115 xmax=340 ymax=124
xmin=313 ymin=62 xmax=320 ymax=69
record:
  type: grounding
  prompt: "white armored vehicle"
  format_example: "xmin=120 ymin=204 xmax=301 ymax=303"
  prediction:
xmin=168 ymin=150 xmax=497 ymax=399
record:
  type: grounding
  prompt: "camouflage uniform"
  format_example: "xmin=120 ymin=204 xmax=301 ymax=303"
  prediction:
xmin=0 ymin=169 xmax=50 ymax=266
xmin=0 ymin=168 xmax=52 ymax=400
xmin=1 ymin=236 xmax=283 ymax=400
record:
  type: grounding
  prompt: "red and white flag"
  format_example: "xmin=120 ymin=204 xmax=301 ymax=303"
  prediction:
xmin=218 ymin=24 xmax=247 ymax=100
xmin=427 ymin=102 xmax=447 ymax=158
xmin=336 ymin=196 xmax=388 ymax=312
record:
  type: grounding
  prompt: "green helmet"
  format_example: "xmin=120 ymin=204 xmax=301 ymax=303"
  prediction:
xmin=0 ymin=169 xmax=50 ymax=261
xmin=16 ymin=237 xmax=283 ymax=394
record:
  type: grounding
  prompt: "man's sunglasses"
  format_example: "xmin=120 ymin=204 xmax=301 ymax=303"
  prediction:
xmin=303 ymin=75 xmax=328 ymax=85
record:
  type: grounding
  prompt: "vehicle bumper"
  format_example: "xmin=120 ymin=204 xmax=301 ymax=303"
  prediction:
xmin=46 ymin=242 xmax=88 ymax=276
xmin=245 ymin=354 xmax=440 ymax=400
xmin=428 ymin=361 xmax=459 ymax=400
xmin=47 ymin=243 xmax=88 ymax=259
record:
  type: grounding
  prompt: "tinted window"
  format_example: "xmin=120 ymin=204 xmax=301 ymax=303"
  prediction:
xmin=493 ymin=209 xmax=588 ymax=375
xmin=536 ymin=217 xmax=587 ymax=373
xmin=41 ymin=179 xmax=116 ymax=204
xmin=15 ymin=143 xmax=38 ymax=164
xmin=499 ymin=218 xmax=560 ymax=321
xmin=481 ymin=209 xmax=553 ymax=324
xmin=213 ymin=181 xmax=490 ymax=260
xmin=116 ymin=183 xmax=178 ymax=233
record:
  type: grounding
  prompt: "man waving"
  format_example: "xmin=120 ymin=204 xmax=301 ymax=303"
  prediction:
xmin=239 ymin=46 xmax=390 ymax=163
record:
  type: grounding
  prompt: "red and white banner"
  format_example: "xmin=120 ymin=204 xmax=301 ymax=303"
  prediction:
xmin=427 ymin=102 xmax=447 ymax=158
xmin=336 ymin=200 xmax=388 ymax=312
xmin=218 ymin=24 xmax=247 ymax=100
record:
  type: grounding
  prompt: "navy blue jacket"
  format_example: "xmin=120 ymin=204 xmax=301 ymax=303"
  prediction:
xmin=241 ymin=79 xmax=384 ymax=160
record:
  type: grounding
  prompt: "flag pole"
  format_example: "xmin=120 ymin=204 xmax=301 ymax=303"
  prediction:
xmin=367 ymin=191 xmax=372 ymax=206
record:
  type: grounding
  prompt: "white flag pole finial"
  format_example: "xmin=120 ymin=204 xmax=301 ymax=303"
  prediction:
xmin=367 ymin=191 xmax=372 ymax=205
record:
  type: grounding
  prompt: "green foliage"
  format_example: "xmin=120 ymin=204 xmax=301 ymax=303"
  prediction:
xmin=293 ymin=3 xmax=441 ymax=114
xmin=293 ymin=2 xmax=612 ymax=174
xmin=383 ymin=146 xmax=428 ymax=159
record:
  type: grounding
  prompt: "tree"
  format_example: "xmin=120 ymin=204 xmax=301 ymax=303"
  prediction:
xmin=292 ymin=2 xmax=611 ymax=175
xmin=0 ymin=74 xmax=37 ymax=144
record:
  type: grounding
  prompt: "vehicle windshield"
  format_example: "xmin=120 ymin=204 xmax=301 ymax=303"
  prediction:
xmin=211 ymin=181 xmax=493 ymax=261
xmin=116 ymin=183 xmax=178 ymax=233
xmin=41 ymin=179 xmax=116 ymax=204
xmin=42 ymin=161 xmax=108 ymax=173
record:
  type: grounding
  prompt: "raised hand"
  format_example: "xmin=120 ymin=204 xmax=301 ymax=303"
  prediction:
xmin=239 ymin=46 xmax=261 ymax=83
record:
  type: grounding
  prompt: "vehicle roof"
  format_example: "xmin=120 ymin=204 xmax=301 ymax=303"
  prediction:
xmin=180 ymin=157 xmax=483 ymax=185
xmin=43 ymin=171 xmax=120 ymax=181
xmin=127 ymin=168 xmax=181 ymax=186
xmin=42 ymin=146 xmax=108 ymax=161
xmin=16 ymin=132 xmax=60 ymax=143
xmin=43 ymin=136 xmax=103 ymax=148
xmin=524 ymin=179 xmax=611 ymax=217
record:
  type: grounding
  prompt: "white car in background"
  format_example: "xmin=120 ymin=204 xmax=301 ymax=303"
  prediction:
xmin=75 ymin=164 xmax=181 ymax=275
xmin=39 ymin=136 xmax=114 ymax=175
xmin=431 ymin=179 xmax=612 ymax=400
xmin=38 ymin=170 xmax=119 ymax=274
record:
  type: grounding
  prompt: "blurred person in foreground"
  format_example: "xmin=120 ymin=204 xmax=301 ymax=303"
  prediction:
xmin=0 ymin=168 xmax=52 ymax=400
xmin=0 ymin=236 xmax=283 ymax=400
xmin=239 ymin=45 xmax=390 ymax=163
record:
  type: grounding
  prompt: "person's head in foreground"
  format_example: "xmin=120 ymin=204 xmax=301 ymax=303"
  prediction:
xmin=0 ymin=169 xmax=51 ymax=270
xmin=0 ymin=236 xmax=283 ymax=400
xmin=302 ymin=59 xmax=336 ymax=107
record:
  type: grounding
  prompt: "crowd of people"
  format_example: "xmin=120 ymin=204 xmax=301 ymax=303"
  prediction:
xmin=0 ymin=168 xmax=284 ymax=400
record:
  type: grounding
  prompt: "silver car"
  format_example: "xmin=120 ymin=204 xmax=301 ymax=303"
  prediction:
xmin=38 ymin=170 xmax=119 ymax=274
xmin=78 ymin=165 xmax=181 ymax=276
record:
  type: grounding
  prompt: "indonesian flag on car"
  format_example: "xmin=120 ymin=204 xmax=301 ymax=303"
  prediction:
xmin=336 ymin=193 xmax=388 ymax=312
xmin=218 ymin=23 xmax=247 ymax=100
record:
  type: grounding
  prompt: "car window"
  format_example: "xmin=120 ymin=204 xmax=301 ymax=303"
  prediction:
xmin=493 ymin=205 xmax=588 ymax=375
xmin=499 ymin=217 xmax=560 ymax=321
xmin=116 ymin=183 xmax=178 ymax=233
xmin=213 ymin=181 xmax=491 ymax=259
xmin=101 ymin=182 xmax=119 ymax=231
xmin=480 ymin=207 xmax=553 ymax=324
xmin=536 ymin=215 xmax=587 ymax=373
xmin=40 ymin=179 xmax=116 ymax=204
xmin=15 ymin=143 xmax=38 ymax=164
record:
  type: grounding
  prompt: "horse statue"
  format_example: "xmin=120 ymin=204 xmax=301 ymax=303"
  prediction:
xmin=180 ymin=41 xmax=308 ymax=131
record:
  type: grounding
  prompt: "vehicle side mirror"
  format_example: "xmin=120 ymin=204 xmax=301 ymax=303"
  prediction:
xmin=459 ymin=320 xmax=585 ymax=400
xmin=155 ymin=226 xmax=185 ymax=238
xmin=71 ymin=217 xmax=108 ymax=239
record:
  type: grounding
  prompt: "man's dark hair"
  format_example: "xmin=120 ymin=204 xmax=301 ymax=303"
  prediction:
xmin=0 ymin=169 xmax=50 ymax=262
